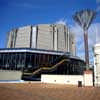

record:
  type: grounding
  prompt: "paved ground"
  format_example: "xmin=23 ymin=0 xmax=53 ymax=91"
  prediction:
xmin=0 ymin=83 xmax=100 ymax=100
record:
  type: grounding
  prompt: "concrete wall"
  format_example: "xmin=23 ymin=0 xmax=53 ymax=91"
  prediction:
xmin=0 ymin=70 xmax=22 ymax=80
xmin=41 ymin=70 xmax=93 ymax=86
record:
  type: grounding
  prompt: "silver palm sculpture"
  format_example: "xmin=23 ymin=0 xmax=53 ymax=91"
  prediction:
xmin=73 ymin=9 xmax=96 ymax=68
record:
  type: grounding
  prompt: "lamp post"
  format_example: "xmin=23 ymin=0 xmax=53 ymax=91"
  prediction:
xmin=73 ymin=9 xmax=96 ymax=69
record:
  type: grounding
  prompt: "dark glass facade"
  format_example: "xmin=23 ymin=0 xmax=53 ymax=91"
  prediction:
xmin=0 ymin=52 xmax=59 ymax=70
xmin=0 ymin=48 xmax=86 ymax=79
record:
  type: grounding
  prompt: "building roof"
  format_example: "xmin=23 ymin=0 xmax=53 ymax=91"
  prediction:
xmin=0 ymin=48 xmax=68 ymax=55
xmin=0 ymin=48 xmax=83 ymax=62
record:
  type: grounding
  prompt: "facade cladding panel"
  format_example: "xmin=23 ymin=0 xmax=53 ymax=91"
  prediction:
xmin=15 ymin=26 xmax=31 ymax=48
xmin=32 ymin=27 xmax=37 ymax=48
xmin=7 ymin=29 xmax=17 ymax=48
xmin=37 ymin=24 xmax=54 ymax=50
xmin=56 ymin=24 xmax=66 ymax=52
xmin=69 ymin=32 xmax=76 ymax=56
xmin=7 ymin=31 xmax=12 ymax=48
xmin=54 ymin=26 xmax=58 ymax=51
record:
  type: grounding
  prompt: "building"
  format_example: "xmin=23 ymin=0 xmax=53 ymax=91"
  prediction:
xmin=0 ymin=24 xmax=85 ymax=80
xmin=94 ymin=44 xmax=100 ymax=86
xmin=6 ymin=24 xmax=75 ymax=55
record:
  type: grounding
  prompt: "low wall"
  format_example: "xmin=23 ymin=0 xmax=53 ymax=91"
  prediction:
xmin=41 ymin=75 xmax=84 ymax=85
xmin=41 ymin=71 xmax=93 ymax=86
xmin=84 ymin=71 xmax=93 ymax=86
xmin=0 ymin=70 xmax=22 ymax=81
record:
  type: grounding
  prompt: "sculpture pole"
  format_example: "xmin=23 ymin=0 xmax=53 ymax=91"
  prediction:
xmin=84 ymin=29 xmax=89 ymax=66
xmin=73 ymin=9 xmax=96 ymax=68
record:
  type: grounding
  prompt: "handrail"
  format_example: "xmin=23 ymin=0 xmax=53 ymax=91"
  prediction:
xmin=32 ymin=59 xmax=70 ymax=75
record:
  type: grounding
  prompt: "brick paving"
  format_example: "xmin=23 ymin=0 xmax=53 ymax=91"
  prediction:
xmin=0 ymin=83 xmax=100 ymax=100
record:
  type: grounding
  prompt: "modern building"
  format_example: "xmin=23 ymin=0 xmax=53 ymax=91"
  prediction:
xmin=94 ymin=44 xmax=100 ymax=86
xmin=6 ymin=24 xmax=76 ymax=55
xmin=0 ymin=24 xmax=85 ymax=80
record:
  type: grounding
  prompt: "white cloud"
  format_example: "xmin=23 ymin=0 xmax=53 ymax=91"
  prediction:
xmin=55 ymin=19 xmax=67 ymax=25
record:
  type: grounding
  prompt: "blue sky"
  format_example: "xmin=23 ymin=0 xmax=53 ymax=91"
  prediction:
xmin=0 ymin=0 xmax=100 ymax=63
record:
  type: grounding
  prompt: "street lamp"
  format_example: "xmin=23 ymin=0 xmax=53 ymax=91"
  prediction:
xmin=73 ymin=9 xmax=96 ymax=68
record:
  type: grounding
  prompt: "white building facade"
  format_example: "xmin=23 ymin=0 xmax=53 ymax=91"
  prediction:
xmin=94 ymin=44 xmax=100 ymax=86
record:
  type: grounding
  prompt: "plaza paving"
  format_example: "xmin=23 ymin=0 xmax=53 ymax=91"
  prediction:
xmin=0 ymin=83 xmax=100 ymax=100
